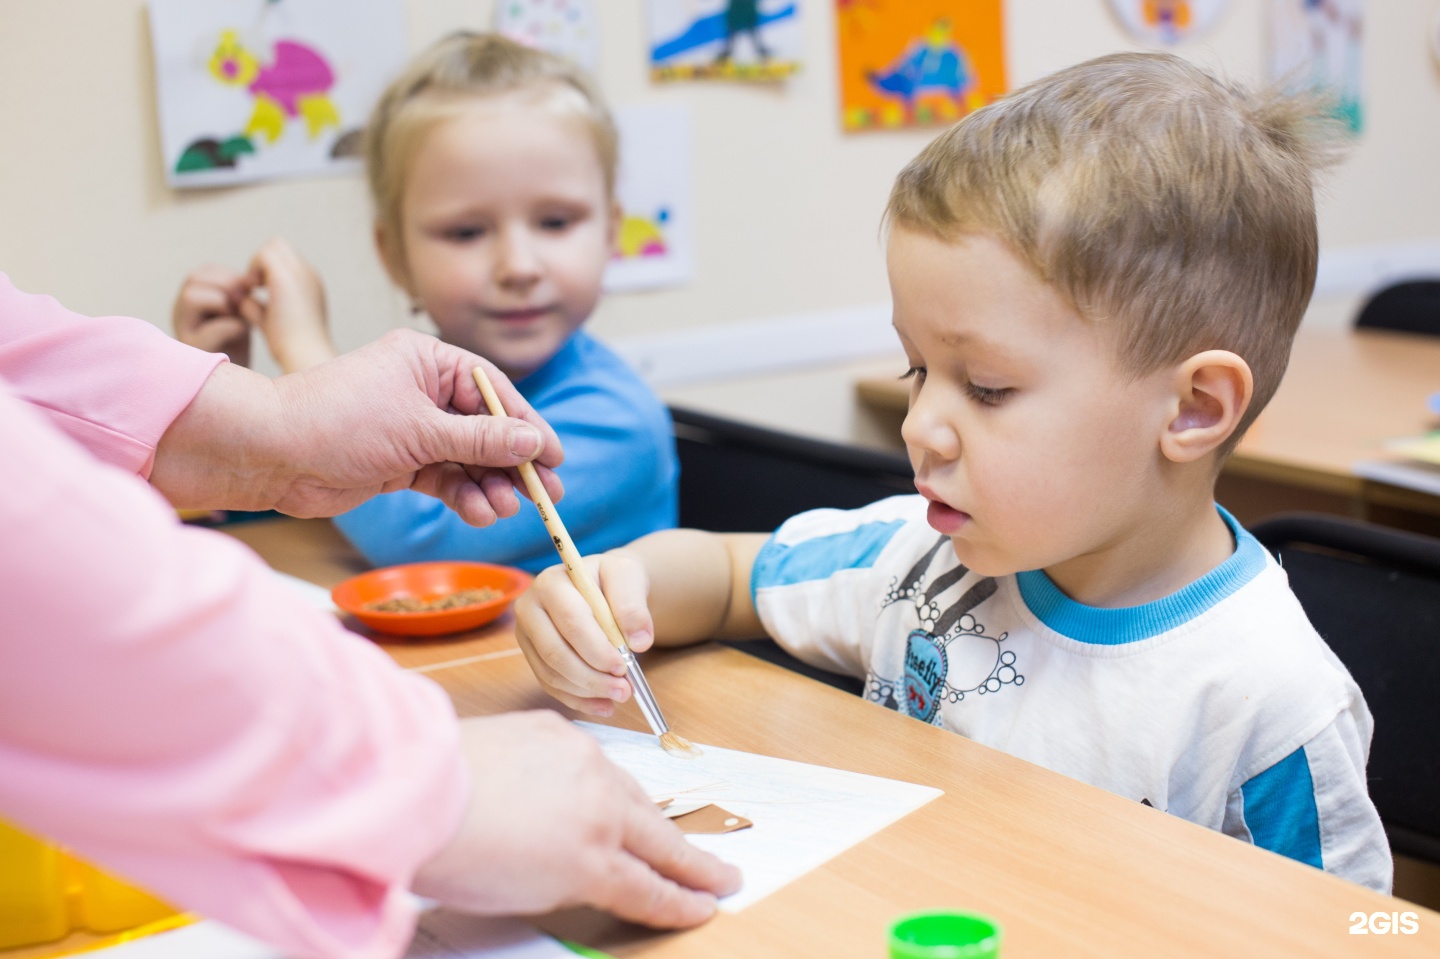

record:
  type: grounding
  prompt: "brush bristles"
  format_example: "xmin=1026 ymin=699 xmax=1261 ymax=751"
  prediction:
xmin=659 ymin=731 xmax=701 ymax=758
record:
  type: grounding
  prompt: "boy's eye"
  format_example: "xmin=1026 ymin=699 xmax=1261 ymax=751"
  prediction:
xmin=964 ymin=382 xmax=1012 ymax=406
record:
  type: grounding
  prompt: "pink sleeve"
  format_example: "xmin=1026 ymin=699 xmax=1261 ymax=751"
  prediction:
xmin=0 ymin=273 xmax=222 ymax=477
xmin=0 ymin=385 xmax=468 ymax=959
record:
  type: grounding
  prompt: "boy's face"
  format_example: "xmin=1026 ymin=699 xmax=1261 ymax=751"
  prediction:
xmin=389 ymin=96 xmax=616 ymax=380
xmin=888 ymin=227 xmax=1175 ymax=578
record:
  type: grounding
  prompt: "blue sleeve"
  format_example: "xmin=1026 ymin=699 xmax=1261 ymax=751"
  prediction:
xmin=333 ymin=382 xmax=678 ymax=574
xmin=1238 ymin=746 xmax=1325 ymax=870
xmin=1234 ymin=717 xmax=1392 ymax=892
xmin=751 ymin=518 xmax=906 ymax=601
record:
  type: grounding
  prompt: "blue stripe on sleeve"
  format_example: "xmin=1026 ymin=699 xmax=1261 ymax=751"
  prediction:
xmin=751 ymin=519 xmax=906 ymax=597
xmin=1240 ymin=747 xmax=1324 ymax=870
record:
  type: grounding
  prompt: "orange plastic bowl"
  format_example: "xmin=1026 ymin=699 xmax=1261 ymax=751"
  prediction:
xmin=331 ymin=562 xmax=532 ymax=637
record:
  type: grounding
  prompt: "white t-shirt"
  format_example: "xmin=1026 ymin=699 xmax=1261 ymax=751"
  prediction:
xmin=751 ymin=495 xmax=1391 ymax=892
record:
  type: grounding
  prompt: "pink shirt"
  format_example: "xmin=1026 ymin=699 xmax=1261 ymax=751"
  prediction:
xmin=0 ymin=276 xmax=467 ymax=959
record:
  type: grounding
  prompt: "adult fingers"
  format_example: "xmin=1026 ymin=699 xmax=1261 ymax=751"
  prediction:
xmin=443 ymin=352 xmax=564 ymax=470
xmin=585 ymin=852 xmax=720 ymax=930
xmin=617 ymin=788 xmax=743 ymax=901
xmin=410 ymin=462 xmax=500 ymax=528
xmin=510 ymin=463 xmax=565 ymax=506
xmin=420 ymin=405 xmax=552 ymax=472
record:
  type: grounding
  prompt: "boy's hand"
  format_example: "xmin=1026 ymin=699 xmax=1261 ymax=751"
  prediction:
xmin=172 ymin=265 xmax=254 ymax=367
xmin=515 ymin=551 xmax=656 ymax=716
xmin=239 ymin=238 xmax=336 ymax=373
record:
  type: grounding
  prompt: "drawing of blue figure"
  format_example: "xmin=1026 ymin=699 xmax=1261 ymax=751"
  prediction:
xmin=717 ymin=0 xmax=771 ymax=63
xmin=866 ymin=18 xmax=976 ymax=120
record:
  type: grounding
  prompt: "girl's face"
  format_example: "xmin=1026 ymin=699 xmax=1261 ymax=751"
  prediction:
xmin=387 ymin=94 xmax=616 ymax=380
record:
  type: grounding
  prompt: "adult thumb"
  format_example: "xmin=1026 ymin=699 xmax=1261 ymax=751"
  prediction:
xmin=424 ymin=407 xmax=546 ymax=468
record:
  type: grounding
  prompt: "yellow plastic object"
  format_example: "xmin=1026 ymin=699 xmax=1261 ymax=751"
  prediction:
xmin=0 ymin=820 xmax=177 ymax=950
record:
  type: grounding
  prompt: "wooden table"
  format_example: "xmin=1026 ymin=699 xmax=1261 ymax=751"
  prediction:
xmin=220 ymin=517 xmax=1437 ymax=957
xmin=856 ymin=327 xmax=1440 ymax=523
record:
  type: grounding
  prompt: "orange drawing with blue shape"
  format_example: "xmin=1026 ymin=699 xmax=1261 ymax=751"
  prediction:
xmin=837 ymin=0 xmax=1006 ymax=132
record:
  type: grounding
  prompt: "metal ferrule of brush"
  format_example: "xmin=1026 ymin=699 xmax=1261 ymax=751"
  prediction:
xmin=619 ymin=645 xmax=669 ymax=737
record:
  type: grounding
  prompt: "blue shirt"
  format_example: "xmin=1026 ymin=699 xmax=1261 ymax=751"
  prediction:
xmin=332 ymin=331 xmax=678 ymax=573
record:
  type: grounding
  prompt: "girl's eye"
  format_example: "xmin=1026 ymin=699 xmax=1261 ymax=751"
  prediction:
xmin=444 ymin=226 xmax=485 ymax=242
xmin=899 ymin=366 xmax=926 ymax=382
xmin=539 ymin=215 xmax=575 ymax=232
xmin=965 ymin=383 xmax=1013 ymax=406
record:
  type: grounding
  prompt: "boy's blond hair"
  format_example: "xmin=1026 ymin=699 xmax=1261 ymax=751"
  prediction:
xmin=366 ymin=32 xmax=618 ymax=276
xmin=886 ymin=52 xmax=1341 ymax=450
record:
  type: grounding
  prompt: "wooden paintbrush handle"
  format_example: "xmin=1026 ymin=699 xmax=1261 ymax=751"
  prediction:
xmin=471 ymin=367 xmax=630 ymax=651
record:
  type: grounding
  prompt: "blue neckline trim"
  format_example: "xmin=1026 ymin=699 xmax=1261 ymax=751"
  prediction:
xmin=1014 ymin=506 xmax=1266 ymax=645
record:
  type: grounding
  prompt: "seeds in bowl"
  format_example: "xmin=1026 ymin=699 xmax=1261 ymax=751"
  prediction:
xmin=366 ymin=587 xmax=504 ymax=613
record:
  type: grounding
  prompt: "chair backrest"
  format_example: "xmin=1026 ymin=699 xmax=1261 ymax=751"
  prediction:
xmin=669 ymin=407 xmax=914 ymax=698
xmin=1354 ymin=279 xmax=1440 ymax=337
xmin=1250 ymin=512 xmax=1440 ymax=865
xmin=670 ymin=406 xmax=915 ymax=533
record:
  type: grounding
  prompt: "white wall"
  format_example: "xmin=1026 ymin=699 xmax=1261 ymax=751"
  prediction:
xmin=2 ymin=1 xmax=1438 ymax=383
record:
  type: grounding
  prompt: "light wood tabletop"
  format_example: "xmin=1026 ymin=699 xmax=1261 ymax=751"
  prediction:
xmin=856 ymin=326 xmax=1440 ymax=513
xmin=218 ymin=517 xmax=1436 ymax=958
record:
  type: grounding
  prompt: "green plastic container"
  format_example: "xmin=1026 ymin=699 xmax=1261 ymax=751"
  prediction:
xmin=888 ymin=910 xmax=1002 ymax=959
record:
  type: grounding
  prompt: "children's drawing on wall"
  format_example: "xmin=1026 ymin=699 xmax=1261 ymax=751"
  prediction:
xmin=836 ymin=0 xmax=1006 ymax=132
xmin=1106 ymin=0 xmax=1231 ymax=45
xmin=495 ymin=0 xmax=600 ymax=72
xmin=647 ymin=0 xmax=802 ymax=82
xmin=604 ymin=104 xmax=696 ymax=293
xmin=148 ymin=0 xmax=407 ymax=188
xmin=1267 ymin=0 xmax=1364 ymax=134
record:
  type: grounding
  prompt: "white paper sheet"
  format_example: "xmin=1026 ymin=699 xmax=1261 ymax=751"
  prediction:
xmin=87 ymin=911 xmax=574 ymax=958
xmin=271 ymin=569 xmax=338 ymax=612
xmin=579 ymin=722 xmax=943 ymax=911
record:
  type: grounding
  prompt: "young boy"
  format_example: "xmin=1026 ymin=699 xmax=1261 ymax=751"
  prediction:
xmin=513 ymin=52 xmax=1391 ymax=892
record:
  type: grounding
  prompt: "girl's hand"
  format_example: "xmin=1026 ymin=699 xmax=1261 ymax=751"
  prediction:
xmin=514 ymin=551 xmax=657 ymax=715
xmin=240 ymin=238 xmax=337 ymax=373
xmin=172 ymin=265 xmax=254 ymax=367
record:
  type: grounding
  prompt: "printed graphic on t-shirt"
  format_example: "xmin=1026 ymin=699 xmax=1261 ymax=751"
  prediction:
xmin=866 ymin=535 xmax=1024 ymax=722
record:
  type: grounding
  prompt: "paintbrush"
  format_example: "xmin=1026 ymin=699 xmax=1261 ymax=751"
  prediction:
xmin=471 ymin=366 xmax=699 ymax=759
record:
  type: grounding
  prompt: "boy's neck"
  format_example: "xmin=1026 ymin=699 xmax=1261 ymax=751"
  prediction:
xmin=1040 ymin=486 xmax=1235 ymax=609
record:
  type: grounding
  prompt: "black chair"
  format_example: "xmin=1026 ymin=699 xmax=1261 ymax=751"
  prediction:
xmin=1354 ymin=279 xmax=1440 ymax=337
xmin=1250 ymin=513 xmax=1440 ymax=865
xmin=670 ymin=406 xmax=916 ymax=695
xmin=670 ymin=406 xmax=915 ymax=532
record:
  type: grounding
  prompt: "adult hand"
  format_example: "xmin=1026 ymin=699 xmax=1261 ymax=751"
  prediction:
xmin=151 ymin=329 xmax=564 ymax=525
xmin=413 ymin=712 xmax=741 ymax=926
xmin=172 ymin=264 xmax=254 ymax=367
xmin=236 ymin=238 xmax=338 ymax=374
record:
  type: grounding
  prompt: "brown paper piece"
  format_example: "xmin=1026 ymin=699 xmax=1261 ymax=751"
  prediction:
xmin=670 ymin=803 xmax=752 ymax=834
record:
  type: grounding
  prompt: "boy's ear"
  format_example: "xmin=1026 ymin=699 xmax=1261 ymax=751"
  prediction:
xmin=1159 ymin=350 xmax=1253 ymax=464
xmin=373 ymin=224 xmax=416 ymax=300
